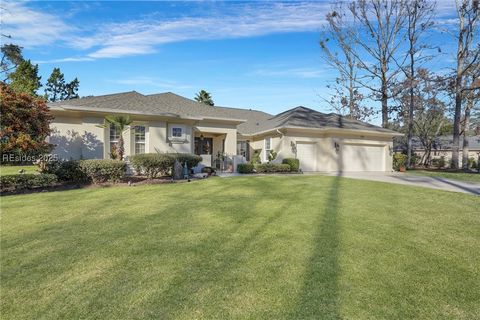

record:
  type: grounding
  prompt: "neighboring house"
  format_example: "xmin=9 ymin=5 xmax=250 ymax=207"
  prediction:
xmin=48 ymin=91 xmax=402 ymax=172
xmin=395 ymin=136 xmax=480 ymax=166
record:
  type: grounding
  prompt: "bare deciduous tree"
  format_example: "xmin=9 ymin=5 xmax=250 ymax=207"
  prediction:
xmin=451 ymin=0 xmax=479 ymax=169
xmin=347 ymin=0 xmax=408 ymax=128
xmin=319 ymin=4 xmax=373 ymax=121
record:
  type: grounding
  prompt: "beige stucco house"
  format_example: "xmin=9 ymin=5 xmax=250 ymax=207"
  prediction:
xmin=48 ymin=91 xmax=402 ymax=172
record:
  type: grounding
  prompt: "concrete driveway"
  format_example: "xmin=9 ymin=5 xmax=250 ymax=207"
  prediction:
xmin=316 ymin=171 xmax=480 ymax=195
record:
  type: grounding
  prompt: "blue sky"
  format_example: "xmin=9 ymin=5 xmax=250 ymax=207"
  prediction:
xmin=2 ymin=1 xmax=458 ymax=123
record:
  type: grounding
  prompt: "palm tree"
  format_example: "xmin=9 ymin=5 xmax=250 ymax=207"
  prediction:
xmin=99 ymin=115 xmax=132 ymax=160
xmin=194 ymin=90 xmax=214 ymax=106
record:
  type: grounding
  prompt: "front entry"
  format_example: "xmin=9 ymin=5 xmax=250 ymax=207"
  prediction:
xmin=194 ymin=137 xmax=213 ymax=155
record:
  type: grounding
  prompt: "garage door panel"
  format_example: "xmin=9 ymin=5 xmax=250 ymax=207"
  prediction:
xmin=297 ymin=143 xmax=316 ymax=172
xmin=341 ymin=144 xmax=385 ymax=172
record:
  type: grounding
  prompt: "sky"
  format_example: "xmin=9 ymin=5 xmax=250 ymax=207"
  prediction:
xmin=1 ymin=0 xmax=459 ymax=123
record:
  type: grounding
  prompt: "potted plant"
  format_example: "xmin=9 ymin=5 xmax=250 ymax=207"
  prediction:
xmin=393 ymin=153 xmax=407 ymax=172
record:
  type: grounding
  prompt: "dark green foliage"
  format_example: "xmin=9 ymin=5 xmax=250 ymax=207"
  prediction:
xmin=44 ymin=67 xmax=79 ymax=102
xmin=8 ymin=60 xmax=41 ymax=95
xmin=255 ymin=163 xmax=291 ymax=173
xmin=168 ymin=153 xmax=202 ymax=169
xmin=432 ymin=156 xmax=446 ymax=169
xmin=1 ymin=44 xmax=24 ymax=79
xmin=130 ymin=154 xmax=175 ymax=178
xmin=39 ymin=160 xmax=86 ymax=182
xmin=201 ymin=167 xmax=215 ymax=175
xmin=79 ymin=160 xmax=126 ymax=184
xmin=0 ymin=173 xmax=57 ymax=192
xmin=237 ymin=163 xmax=255 ymax=173
xmin=130 ymin=153 xmax=202 ymax=178
xmin=282 ymin=158 xmax=300 ymax=172
xmin=251 ymin=149 xmax=261 ymax=164
xmin=393 ymin=153 xmax=407 ymax=171
xmin=194 ymin=90 xmax=214 ymax=106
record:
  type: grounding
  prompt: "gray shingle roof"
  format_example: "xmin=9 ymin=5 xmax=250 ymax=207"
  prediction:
xmin=49 ymin=92 xmax=399 ymax=136
xmin=249 ymin=106 xmax=399 ymax=135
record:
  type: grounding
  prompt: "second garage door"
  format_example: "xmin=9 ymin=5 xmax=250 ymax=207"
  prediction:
xmin=341 ymin=144 xmax=385 ymax=172
xmin=297 ymin=143 xmax=316 ymax=171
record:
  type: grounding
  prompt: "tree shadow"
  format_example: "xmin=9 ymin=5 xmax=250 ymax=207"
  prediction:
xmin=288 ymin=175 xmax=342 ymax=319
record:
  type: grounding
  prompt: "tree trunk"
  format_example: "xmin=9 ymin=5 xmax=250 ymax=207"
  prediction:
xmin=452 ymin=4 xmax=466 ymax=169
xmin=462 ymin=96 xmax=473 ymax=170
xmin=381 ymin=81 xmax=389 ymax=128
xmin=118 ymin=134 xmax=125 ymax=160
xmin=407 ymin=48 xmax=415 ymax=168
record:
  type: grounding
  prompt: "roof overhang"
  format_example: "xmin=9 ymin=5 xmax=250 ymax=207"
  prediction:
xmin=240 ymin=125 xmax=403 ymax=138
xmin=49 ymin=105 xmax=245 ymax=124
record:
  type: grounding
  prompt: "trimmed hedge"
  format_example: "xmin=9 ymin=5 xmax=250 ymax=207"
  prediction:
xmin=130 ymin=153 xmax=202 ymax=178
xmin=255 ymin=163 xmax=291 ymax=173
xmin=40 ymin=160 xmax=86 ymax=182
xmin=282 ymin=158 xmax=300 ymax=172
xmin=79 ymin=159 xmax=126 ymax=184
xmin=168 ymin=153 xmax=202 ymax=169
xmin=1 ymin=174 xmax=57 ymax=192
xmin=237 ymin=163 xmax=255 ymax=173
xmin=130 ymin=154 xmax=174 ymax=178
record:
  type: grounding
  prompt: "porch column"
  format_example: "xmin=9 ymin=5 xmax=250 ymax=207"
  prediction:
xmin=224 ymin=129 xmax=237 ymax=155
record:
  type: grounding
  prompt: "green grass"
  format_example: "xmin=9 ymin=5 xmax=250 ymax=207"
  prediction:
xmin=407 ymin=169 xmax=480 ymax=183
xmin=0 ymin=165 xmax=38 ymax=176
xmin=1 ymin=176 xmax=479 ymax=319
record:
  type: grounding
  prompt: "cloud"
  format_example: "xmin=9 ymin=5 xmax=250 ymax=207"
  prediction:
xmin=251 ymin=67 xmax=327 ymax=79
xmin=1 ymin=0 xmax=74 ymax=47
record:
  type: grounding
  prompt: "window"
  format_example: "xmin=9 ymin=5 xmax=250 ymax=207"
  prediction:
xmin=237 ymin=140 xmax=250 ymax=160
xmin=172 ymin=127 xmax=183 ymax=138
xmin=134 ymin=126 xmax=146 ymax=154
xmin=109 ymin=125 xmax=120 ymax=153
xmin=264 ymin=137 xmax=271 ymax=161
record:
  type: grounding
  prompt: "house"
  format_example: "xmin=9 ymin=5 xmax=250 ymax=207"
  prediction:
xmin=395 ymin=135 xmax=480 ymax=166
xmin=48 ymin=91 xmax=402 ymax=172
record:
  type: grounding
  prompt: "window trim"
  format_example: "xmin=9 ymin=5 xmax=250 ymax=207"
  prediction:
xmin=264 ymin=137 xmax=271 ymax=162
xmin=169 ymin=124 xmax=186 ymax=141
xmin=134 ymin=125 xmax=146 ymax=155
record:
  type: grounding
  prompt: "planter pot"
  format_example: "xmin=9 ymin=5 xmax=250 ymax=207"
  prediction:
xmin=399 ymin=166 xmax=406 ymax=172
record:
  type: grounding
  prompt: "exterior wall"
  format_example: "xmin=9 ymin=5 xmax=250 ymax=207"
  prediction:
xmin=413 ymin=150 xmax=480 ymax=167
xmin=249 ymin=130 xmax=394 ymax=172
xmin=50 ymin=115 xmax=105 ymax=160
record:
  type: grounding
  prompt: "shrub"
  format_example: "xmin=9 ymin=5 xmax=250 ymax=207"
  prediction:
xmin=282 ymin=158 xmax=300 ymax=172
xmin=255 ymin=163 xmax=291 ymax=173
xmin=432 ymin=156 xmax=446 ymax=169
xmin=237 ymin=163 xmax=254 ymax=173
xmin=251 ymin=149 xmax=261 ymax=164
xmin=468 ymin=157 xmax=477 ymax=169
xmin=201 ymin=166 xmax=215 ymax=175
xmin=38 ymin=159 xmax=86 ymax=182
xmin=79 ymin=159 xmax=126 ymax=184
xmin=167 ymin=153 xmax=202 ymax=169
xmin=393 ymin=153 xmax=407 ymax=171
xmin=130 ymin=153 xmax=174 ymax=178
xmin=268 ymin=149 xmax=277 ymax=162
xmin=1 ymin=174 xmax=57 ymax=192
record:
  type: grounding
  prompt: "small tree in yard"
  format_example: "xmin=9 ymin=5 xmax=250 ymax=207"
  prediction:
xmin=99 ymin=115 xmax=132 ymax=160
xmin=0 ymin=83 xmax=53 ymax=162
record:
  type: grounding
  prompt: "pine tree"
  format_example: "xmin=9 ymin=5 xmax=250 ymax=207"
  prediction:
xmin=44 ymin=68 xmax=66 ymax=102
xmin=8 ymin=60 xmax=41 ymax=96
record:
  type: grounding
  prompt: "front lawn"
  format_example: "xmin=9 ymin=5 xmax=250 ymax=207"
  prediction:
xmin=1 ymin=176 xmax=479 ymax=319
xmin=0 ymin=165 xmax=38 ymax=176
xmin=407 ymin=169 xmax=480 ymax=183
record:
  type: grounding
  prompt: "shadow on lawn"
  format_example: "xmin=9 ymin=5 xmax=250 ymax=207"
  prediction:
xmin=288 ymin=175 xmax=342 ymax=319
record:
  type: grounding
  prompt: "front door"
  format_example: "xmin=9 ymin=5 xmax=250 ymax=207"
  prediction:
xmin=194 ymin=137 xmax=213 ymax=155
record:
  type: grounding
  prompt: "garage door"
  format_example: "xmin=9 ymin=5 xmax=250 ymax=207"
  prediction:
xmin=297 ymin=143 xmax=316 ymax=171
xmin=341 ymin=144 xmax=385 ymax=172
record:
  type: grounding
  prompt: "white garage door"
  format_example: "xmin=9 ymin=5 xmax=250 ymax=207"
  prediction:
xmin=297 ymin=143 xmax=316 ymax=171
xmin=341 ymin=144 xmax=385 ymax=172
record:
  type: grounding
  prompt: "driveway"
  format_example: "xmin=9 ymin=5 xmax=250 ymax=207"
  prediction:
xmin=316 ymin=171 xmax=480 ymax=195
